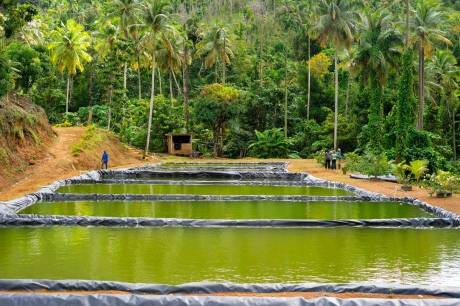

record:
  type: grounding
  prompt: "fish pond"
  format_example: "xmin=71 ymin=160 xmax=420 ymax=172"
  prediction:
xmin=0 ymin=227 xmax=459 ymax=286
xmin=57 ymin=183 xmax=352 ymax=196
xmin=21 ymin=200 xmax=434 ymax=219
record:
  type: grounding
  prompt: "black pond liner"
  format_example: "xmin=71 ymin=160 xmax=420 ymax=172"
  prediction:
xmin=0 ymin=280 xmax=459 ymax=306
xmin=0 ymin=214 xmax=457 ymax=228
xmin=1 ymin=167 xmax=459 ymax=226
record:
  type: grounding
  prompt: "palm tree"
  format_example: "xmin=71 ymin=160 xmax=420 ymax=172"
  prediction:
xmin=353 ymin=11 xmax=402 ymax=151
xmin=426 ymin=50 xmax=460 ymax=159
xmin=157 ymin=33 xmax=183 ymax=105
xmin=94 ymin=20 xmax=120 ymax=129
xmin=413 ymin=0 xmax=451 ymax=130
xmin=142 ymin=0 xmax=173 ymax=157
xmin=314 ymin=0 xmax=357 ymax=150
xmin=110 ymin=0 xmax=141 ymax=93
xmin=48 ymin=19 xmax=92 ymax=115
xmin=196 ymin=25 xmax=234 ymax=83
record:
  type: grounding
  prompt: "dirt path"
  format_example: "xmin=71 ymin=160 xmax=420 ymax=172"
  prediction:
xmin=0 ymin=127 xmax=147 ymax=201
xmin=288 ymin=159 xmax=460 ymax=216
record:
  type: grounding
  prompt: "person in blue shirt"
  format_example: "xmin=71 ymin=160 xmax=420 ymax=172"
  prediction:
xmin=101 ymin=150 xmax=109 ymax=169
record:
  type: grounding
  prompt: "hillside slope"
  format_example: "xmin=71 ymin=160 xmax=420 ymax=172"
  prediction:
xmin=0 ymin=93 xmax=55 ymax=187
xmin=0 ymin=126 xmax=151 ymax=201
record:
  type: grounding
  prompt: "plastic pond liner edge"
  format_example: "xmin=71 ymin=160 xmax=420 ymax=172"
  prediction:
xmin=0 ymin=215 xmax=457 ymax=228
xmin=0 ymin=166 xmax=459 ymax=227
xmin=0 ymin=279 xmax=460 ymax=298
xmin=0 ymin=295 xmax=458 ymax=306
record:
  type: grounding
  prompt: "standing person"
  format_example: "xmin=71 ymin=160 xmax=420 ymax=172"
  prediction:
xmin=337 ymin=148 xmax=343 ymax=169
xmin=331 ymin=150 xmax=337 ymax=170
xmin=325 ymin=150 xmax=331 ymax=169
xmin=101 ymin=150 xmax=109 ymax=169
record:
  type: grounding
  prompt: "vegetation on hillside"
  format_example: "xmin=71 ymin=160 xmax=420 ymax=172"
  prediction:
xmin=1 ymin=0 xmax=460 ymax=178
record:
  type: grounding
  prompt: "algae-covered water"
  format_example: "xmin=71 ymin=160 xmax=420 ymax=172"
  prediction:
xmin=21 ymin=200 xmax=434 ymax=219
xmin=57 ymin=184 xmax=352 ymax=196
xmin=0 ymin=227 xmax=459 ymax=286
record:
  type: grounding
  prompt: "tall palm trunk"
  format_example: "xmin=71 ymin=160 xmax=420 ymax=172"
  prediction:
xmin=307 ymin=36 xmax=311 ymax=120
xmin=107 ymin=84 xmax=113 ymax=130
xmin=145 ymin=52 xmax=156 ymax=157
xmin=137 ymin=54 xmax=142 ymax=99
xmin=284 ymin=50 xmax=288 ymax=138
xmin=453 ymin=109 xmax=457 ymax=161
xmin=334 ymin=49 xmax=339 ymax=150
xmin=417 ymin=39 xmax=425 ymax=130
xmin=88 ymin=65 xmax=94 ymax=124
xmin=183 ymin=45 xmax=190 ymax=132
xmin=345 ymin=75 xmax=350 ymax=115
xmin=172 ymin=70 xmax=181 ymax=95
xmin=65 ymin=74 xmax=71 ymax=114
xmin=158 ymin=68 xmax=163 ymax=95
xmin=169 ymin=69 xmax=174 ymax=106
xmin=405 ymin=0 xmax=410 ymax=47
xmin=123 ymin=62 xmax=128 ymax=93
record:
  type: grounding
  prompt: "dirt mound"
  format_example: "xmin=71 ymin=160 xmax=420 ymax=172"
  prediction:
xmin=0 ymin=93 xmax=55 ymax=187
xmin=71 ymin=126 xmax=143 ymax=170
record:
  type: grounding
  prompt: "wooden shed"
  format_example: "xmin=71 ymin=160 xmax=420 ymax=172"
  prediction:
xmin=165 ymin=133 xmax=193 ymax=156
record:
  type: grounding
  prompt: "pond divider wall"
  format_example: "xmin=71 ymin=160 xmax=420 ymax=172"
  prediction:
xmin=1 ymin=165 xmax=459 ymax=227
xmin=1 ymin=215 xmax=457 ymax=228
xmin=1 ymin=294 xmax=458 ymax=306
xmin=0 ymin=280 xmax=460 ymax=306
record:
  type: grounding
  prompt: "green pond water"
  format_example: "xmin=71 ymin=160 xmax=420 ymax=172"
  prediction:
xmin=21 ymin=201 xmax=434 ymax=219
xmin=57 ymin=184 xmax=352 ymax=196
xmin=0 ymin=227 xmax=459 ymax=286
xmin=160 ymin=163 xmax=279 ymax=168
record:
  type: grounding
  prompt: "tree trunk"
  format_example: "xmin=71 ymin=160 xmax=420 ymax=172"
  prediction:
xmin=405 ymin=0 xmax=410 ymax=48
xmin=183 ymin=45 xmax=190 ymax=132
xmin=284 ymin=49 xmax=288 ymax=138
xmin=307 ymin=36 xmax=311 ymax=120
xmin=158 ymin=68 xmax=163 ymax=95
xmin=88 ymin=66 xmax=94 ymax=124
xmin=169 ymin=69 xmax=174 ymax=106
xmin=137 ymin=54 xmax=142 ymax=99
xmin=334 ymin=49 xmax=339 ymax=151
xmin=107 ymin=84 xmax=113 ymax=130
xmin=145 ymin=52 xmax=156 ymax=158
xmin=223 ymin=30 xmax=226 ymax=84
xmin=123 ymin=61 xmax=128 ymax=94
xmin=453 ymin=108 xmax=457 ymax=161
xmin=65 ymin=74 xmax=70 ymax=114
xmin=417 ymin=39 xmax=425 ymax=130
xmin=345 ymin=75 xmax=350 ymax=115
xmin=172 ymin=70 xmax=182 ymax=95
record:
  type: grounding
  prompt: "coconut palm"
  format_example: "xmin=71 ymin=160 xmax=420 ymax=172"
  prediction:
xmin=94 ymin=20 xmax=120 ymax=129
xmin=48 ymin=19 xmax=92 ymax=115
xmin=110 ymin=0 xmax=141 ymax=93
xmin=157 ymin=33 xmax=183 ymax=105
xmin=413 ymin=0 xmax=451 ymax=130
xmin=142 ymin=0 xmax=174 ymax=156
xmin=196 ymin=25 xmax=234 ymax=83
xmin=353 ymin=10 xmax=402 ymax=152
xmin=426 ymin=50 xmax=460 ymax=158
xmin=314 ymin=0 xmax=357 ymax=150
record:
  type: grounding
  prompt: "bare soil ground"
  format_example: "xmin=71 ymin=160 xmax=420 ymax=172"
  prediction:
xmin=0 ymin=127 xmax=151 ymax=201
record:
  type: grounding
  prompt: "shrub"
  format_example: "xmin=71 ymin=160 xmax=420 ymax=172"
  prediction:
xmin=248 ymin=128 xmax=294 ymax=158
xmin=348 ymin=152 xmax=391 ymax=178
xmin=425 ymin=170 xmax=460 ymax=195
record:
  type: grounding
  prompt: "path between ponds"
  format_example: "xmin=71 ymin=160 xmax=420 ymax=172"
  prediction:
xmin=288 ymin=159 xmax=460 ymax=216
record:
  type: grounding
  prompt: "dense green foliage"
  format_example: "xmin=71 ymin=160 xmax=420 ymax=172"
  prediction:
xmin=0 ymin=0 xmax=459 ymax=171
